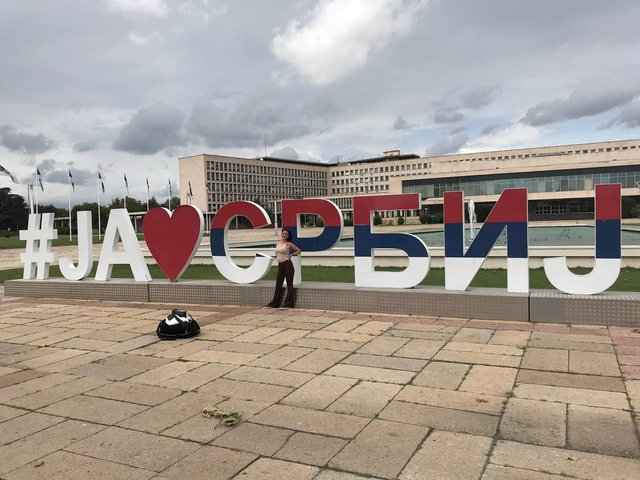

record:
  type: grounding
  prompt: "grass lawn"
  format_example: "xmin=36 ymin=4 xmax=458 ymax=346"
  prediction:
xmin=0 ymin=234 xmax=149 ymax=249
xmin=1 ymin=264 xmax=638 ymax=291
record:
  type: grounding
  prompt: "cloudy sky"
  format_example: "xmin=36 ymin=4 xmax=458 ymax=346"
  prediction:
xmin=1 ymin=0 xmax=640 ymax=206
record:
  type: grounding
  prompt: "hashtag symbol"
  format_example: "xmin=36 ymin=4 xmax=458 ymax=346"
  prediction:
xmin=20 ymin=213 xmax=58 ymax=280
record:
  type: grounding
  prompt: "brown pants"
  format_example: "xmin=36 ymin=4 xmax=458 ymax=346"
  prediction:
xmin=268 ymin=260 xmax=295 ymax=308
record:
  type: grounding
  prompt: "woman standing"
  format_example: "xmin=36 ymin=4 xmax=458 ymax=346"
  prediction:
xmin=267 ymin=229 xmax=301 ymax=308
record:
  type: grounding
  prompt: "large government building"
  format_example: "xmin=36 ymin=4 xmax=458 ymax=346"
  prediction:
xmin=179 ymin=139 xmax=640 ymax=226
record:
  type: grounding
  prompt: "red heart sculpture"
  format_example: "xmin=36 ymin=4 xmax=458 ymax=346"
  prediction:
xmin=143 ymin=206 xmax=204 ymax=282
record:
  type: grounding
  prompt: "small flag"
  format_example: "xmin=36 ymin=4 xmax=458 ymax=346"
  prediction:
xmin=68 ymin=169 xmax=75 ymax=192
xmin=124 ymin=174 xmax=129 ymax=195
xmin=98 ymin=171 xmax=105 ymax=193
xmin=0 ymin=164 xmax=18 ymax=183
xmin=168 ymin=178 xmax=172 ymax=197
xmin=146 ymin=177 xmax=150 ymax=194
xmin=36 ymin=167 xmax=44 ymax=191
xmin=188 ymin=181 xmax=193 ymax=197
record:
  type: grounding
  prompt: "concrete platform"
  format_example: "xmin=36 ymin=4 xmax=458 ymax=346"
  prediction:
xmin=5 ymin=279 xmax=640 ymax=326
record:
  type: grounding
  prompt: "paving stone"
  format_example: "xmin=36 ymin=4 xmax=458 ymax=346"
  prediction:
xmin=521 ymin=348 xmax=568 ymax=372
xmin=513 ymin=384 xmax=629 ymax=409
xmin=397 ymin=385 xmax=505 ymax=414
xmin=183 ymin=349 xmax=261 ymax=364
xmin=251 ymin=404 xmax=369 ymax=438
xmin=291 ymin=337 xmax=363 ymax=352
xmin=351 ymin=321 xmax=394 ymax=336
xmin=153 ymin=340 xmax=218 ymax=359
xmin=329 ymin=419 xmax=428 ymax=478
xmin=618 ymin=354 xmax=640 ymax=366
xmin=100 ymin=335 xmax=159 ymax=354
xmin=628 ymin=379 xmax=640 ymax=411
xmin=444 ymin=342 xmax=523 ymax=356
xmin=2 ymin=450 xmax=155 ymax=480
xmin=64 ymin=362 xmax=143 ymax=381
xmin=38 ymin=351 xmax=113 ymax=373
xmin=324 ymin=364 xmax=415 ymax=384
xmin=127 ymin=360 xmax=203 ymax=385
xmin=41 ymin=393 xmax=148 ymax=424
xmin=400 ymin=430 xmax=492 ymax=480
xmin=159 ymin=362 xmax=237 ymax=391
xmin=531 ymin=332 xmax=612 ymax=345
xmin=54 ymin=338 xmax=116 ymax=350
xmin=258 ymin=329 xmax=311 ymax=345
xmin=622 ymin=365 xmax=640 ymax=380
xmin=481 ymin=465 xmax=572 ymax=479
xmin=231 ymin=326 xmax=284 ymax=343
xmin=66 ymin=426 xmax=200 ymax=472
xmin=308 ymin=330 xmax=373 ymax=343
xmin=411 ymin=361 xmax=470 ymax=390
xmin=198 ymin=378 xmax=293 ymax=403
xmin=528 ymin=338 xmax=614 ymax=353
xmin=499 ymin=398 xmax=566 ymax=447
xmin=450 ymin=328 xmax=494 ymax=344
xmin=269 ymin=320 xmax=327 ymax=331
xmin=488 ymin=330 xmax=530 ymax=347
xmin=79 ymin=330 xmax=140 ymax=342
xmin=315 ymin=471 xmax=383 ymax=480
xmin=0 ymin=373 xmax=77 ymax=402
xmin=569 ymin=351 xmax=620 ymax=376
xmin=0 ymin=412 xmax=64 ymax=446
xmin=6 ymin=376 xmax=109 ymax=410
xmin=342 ymin=353 xmax=427 ymax=372
xmin=388 ymin=329 xmax=453 ymax=341
xmin=516 ymin=369 xmax=626 ymax=392
xmin=0 ymin=404 xmax=25 ymax=422
xmin=322 ymin=319 xmax=367 ymax=332
xmin=98 ymin=353 xmax=170 ymax=370
xmin=158 ymin=447 xmax=256 ymax=480
xmin=356 ymin=336 xmax=409 ymax=355
xmin=379 ymin=401 xmax=499 ymax=437
xmin=328 ymin=381 xmax=401 ymax=417
xmin=275 ymin=432 xmax=347 ymax=466
xmin=0 ymin=368 xmax=46 ymax=388
xmin=86 ymin=382 xmax=182 ymax=406
xmin=0 ymin=420 xmax=106 ymax=475
xmin=459 ymin=365 xmax=517 ymax=397
xmin=213 ymin=422 xmax=293 ymax=455
xmin=433 ymin=350 xmax=521 ymax=367
xmin=211 ymin=341 xmax=280 ymax=355
xmin=283 ymin=349 xmax=350 ymax=373
xmin=235 ymin=458 xmax=318 ymax=480
xmin=13 ymin=348 xmax=87 ymax=369
xmin=393 ymin=339 xmax=445 ymax=359
xmin=281 ymin=375 xmax=357 ymax=410
xmin=118 ymin=391 xmax=218 ymax=433
xmin=248 ymin=346 xmax=313 ymax=369
xmin=490 ymin=440 xmax=640 ymax=480
xmin=224 ymin=365 xmax=314 ymax=387
xmin=567 ymin=404 xmax=640 ymax=457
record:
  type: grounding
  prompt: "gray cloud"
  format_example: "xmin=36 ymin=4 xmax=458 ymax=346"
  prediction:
xmin=113 ymin=102 xmax=186 ymax=155
xmin=600 ymin=100 xmax=640 ymax=129
xmin=481 ymin=123 xmax=502 ymax=135
xmin=187 ymin=88 xmax=339 ymax=149
xmin=450 ymin=125 xmax=466 ymax=135
xmin=393 ymin=116 xmax=413 ymax=130
xmin=270 ymin=146 xmax=300 ymax=160
xmin=73 ymin=140 xmax=98 ymax=152
xmin=461 ymin=85 xmax=500 ymax=109
xmin=425 ymin=131 xmax=469 ymax=156
xmin=433 ymin=108 xmax=464 ymax=124
xmin=36 ymin=158 xmax=94 ymax=187
xmin=0 ymin=125 xmax=55 ymax=154
xmin=521 ymin=77 xmax=640 ymax=126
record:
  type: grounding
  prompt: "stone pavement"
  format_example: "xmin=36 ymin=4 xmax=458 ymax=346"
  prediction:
xmin=0 ymin=294 xmax=639 ymax=479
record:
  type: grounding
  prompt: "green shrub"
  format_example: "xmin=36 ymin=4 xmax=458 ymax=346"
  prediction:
xmin=344 ymin=218 xmax=353 ymax=226
xmin=419 ymin=213 xmax=429 ymax=224
xmin=397 ymin=216 xmax=405 ymax=225
xmin=315 ymin=216 xmax=324 ymax=227
xmin=373 ymin=213 xmax=382 ymax=226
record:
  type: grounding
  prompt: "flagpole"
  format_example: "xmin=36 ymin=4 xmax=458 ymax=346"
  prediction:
xmin=33 ymin=170 xmax=38 ymax=214
xmin=97 ymin=173 xmax=101 ymax=241
xmin=68 ymin=174 xmax=72 ymax=242
xmin=123 ymin=174 xmax=127 ymax=211
xmin=146 ymin=178 xmax=150 ymax=211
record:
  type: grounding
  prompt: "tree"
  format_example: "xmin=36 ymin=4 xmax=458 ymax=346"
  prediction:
xmin=0 ymin=187 xmax=28 ymax=232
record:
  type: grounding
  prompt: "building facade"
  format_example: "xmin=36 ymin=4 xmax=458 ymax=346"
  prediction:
xmin=179 ymin=139 xmax=640 ymax=224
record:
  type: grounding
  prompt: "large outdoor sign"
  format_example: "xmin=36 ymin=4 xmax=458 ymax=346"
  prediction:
xmin=19 ymin=184 xmax=622 ymax=295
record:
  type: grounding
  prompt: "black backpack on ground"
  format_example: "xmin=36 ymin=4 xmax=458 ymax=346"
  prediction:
xmin=157 ymin=309 xmax=201 ymax=340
